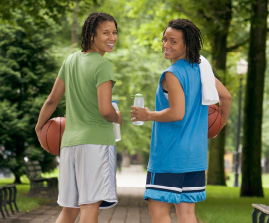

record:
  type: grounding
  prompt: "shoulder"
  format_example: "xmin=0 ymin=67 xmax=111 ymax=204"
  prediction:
xmin=64 ymin=51 xmax=80 ymax=64
xmin=101 ymin=56 xmax=113 ymax=65
xmin=164 ymin=60 xmax=187 ymax=76
xmin=101 ymin=57 xmax=113 ymax=65
xmin=97 ymin=58 xmax=114 ymax=71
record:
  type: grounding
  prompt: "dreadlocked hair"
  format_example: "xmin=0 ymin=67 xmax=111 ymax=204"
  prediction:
xmin=165 ymin=19 xmax=203 ymax=64
xmin=81 ymin=12 xmax=117 ymax=52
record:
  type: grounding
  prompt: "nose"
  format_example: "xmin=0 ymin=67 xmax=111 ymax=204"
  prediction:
xmin=109 ymin=33 xmax=116 ymax=41
xmin=163 ymin=41 xmax=169 ymax=48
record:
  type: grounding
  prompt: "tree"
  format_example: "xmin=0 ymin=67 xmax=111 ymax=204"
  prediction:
xmin=0 ymin=0 xmax=70 ymax=25
xmin=241 ymin=0 xmax=268 ymax=197
xmin=0 ymin=13 xmax=65 ymax=183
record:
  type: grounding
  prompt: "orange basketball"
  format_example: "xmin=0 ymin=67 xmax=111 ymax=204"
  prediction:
xmin=208 ymin=105 xmax=224 ymax=139
xmin=41 ymin=117 xmax=65 ymax=155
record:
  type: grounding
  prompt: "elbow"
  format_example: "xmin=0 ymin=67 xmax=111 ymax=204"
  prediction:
xmin=226 ymin=92 xmax=232 ymax=102
xmin=173 ymin=112 xmax=185 ymax=121
xmin=100 ymin=109 xmax=112 ymax=121
xmin=229 ymin=94 xmax=232 ymax=102
xmin=175 ymin=115 xmax=184 ymax=122
xmin=101 ymin=113 xmax=111 ymax=121
xmin=45 ymin=96 xmax=56 ymax=106
xmin=221 ymin=92 xmax=232 ymax=103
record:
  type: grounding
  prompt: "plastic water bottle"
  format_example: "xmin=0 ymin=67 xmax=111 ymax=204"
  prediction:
xmin=112 ymin=101 xmax=121 ymax=142
xmin=133 ymin=93 xmax=144 ymax=125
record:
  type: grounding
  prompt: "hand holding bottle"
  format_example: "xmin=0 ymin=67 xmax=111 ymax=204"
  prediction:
xmin=131 ymin=93 xmax=150 ymax=124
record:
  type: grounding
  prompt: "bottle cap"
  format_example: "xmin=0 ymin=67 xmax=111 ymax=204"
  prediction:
xmin=135 ymin=93 xmax=143 ymax=97
xmin=112 ymin=100 xmax=119 ymax=104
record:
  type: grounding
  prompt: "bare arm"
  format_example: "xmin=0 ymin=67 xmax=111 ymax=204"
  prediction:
xmin=131 ymin=72 xmax=185 ymax=122
xmin=97 ymin=81 xmax=122 ymax=124
xmin=215 ymin=78 xmax=232 ymax=125
xmin=35 ymin=77 xmax=65 ymax=146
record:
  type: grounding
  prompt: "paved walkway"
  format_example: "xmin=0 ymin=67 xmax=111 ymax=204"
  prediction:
xmin=1 ymin=165 xmax=181 ymax=223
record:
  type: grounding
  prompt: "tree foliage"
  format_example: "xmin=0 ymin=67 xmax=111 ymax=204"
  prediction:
xmin=0 ymin=12 xmax=65 ymax=182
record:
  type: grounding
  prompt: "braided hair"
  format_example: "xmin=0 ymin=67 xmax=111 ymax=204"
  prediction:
xmin=81 ymin=12 xmax=117 ymax=52
xmin=164 ymin=19 xmax=203 ymax=64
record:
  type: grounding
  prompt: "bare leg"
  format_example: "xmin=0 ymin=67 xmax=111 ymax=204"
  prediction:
xmin=55 ymin=207 xmax=80 ymax=223
xmin=79 ymin=201 xmax=101 ymax=223
xmin=148 ymin=198 xmax=172 ymax=223
xmin=174 ymin=202 xmax=197 ymax=223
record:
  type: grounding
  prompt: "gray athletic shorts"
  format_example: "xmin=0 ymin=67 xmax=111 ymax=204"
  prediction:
xmin=57 ymin=144 xmax=117 ymax=209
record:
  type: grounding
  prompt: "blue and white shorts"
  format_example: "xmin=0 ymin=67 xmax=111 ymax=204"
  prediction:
xmin=144 ymin=170 xmax=206 ymax=204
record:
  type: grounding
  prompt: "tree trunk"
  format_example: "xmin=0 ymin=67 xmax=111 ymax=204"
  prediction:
xmin=207 ymin=2 xmax=231 ymax=185
xmin=240 ymin=0 xmax=267 ymax=197
xmin=207 ymin=128 xmax=227 ymax=185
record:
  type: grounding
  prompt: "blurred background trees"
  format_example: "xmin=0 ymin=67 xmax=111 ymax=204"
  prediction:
xmin=0 ymin=0 xmax=268 ymax=198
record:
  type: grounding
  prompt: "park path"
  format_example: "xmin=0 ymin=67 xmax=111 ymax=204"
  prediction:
xmin=1 ymin=165 xmax=184 ymax=223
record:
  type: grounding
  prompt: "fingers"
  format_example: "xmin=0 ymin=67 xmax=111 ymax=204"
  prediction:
xmin=130 ymin=107 xmax=149 ymax=122
xmin=36 ymin=129 xmax=45 ymax=149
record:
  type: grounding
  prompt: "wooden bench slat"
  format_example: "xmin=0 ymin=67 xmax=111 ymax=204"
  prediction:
xmin=24 ymin=159 xmax=58 ymax=198
xmin=252 ymin=204 xmax=269 ymax=215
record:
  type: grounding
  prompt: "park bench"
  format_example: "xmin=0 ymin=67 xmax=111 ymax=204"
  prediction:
xmin=0 ymin=184 xmax=19 ymax=219
xmin=24 ymin=159 xmax=58 ymax=197
xmin=252 ymin=204 xmax=269 ymax=223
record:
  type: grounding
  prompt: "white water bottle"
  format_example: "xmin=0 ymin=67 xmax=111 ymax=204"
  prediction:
xmin=112 ymin=101 xmax=121 ymax=142
xmin=133 ymin=93 xmax=144 ymax=125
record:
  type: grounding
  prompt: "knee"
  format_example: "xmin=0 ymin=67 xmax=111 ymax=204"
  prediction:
xmin=176 ymin=209 xmax=197 ymax=223
xmin=149 ymin=209 xmax=171 ymax=223
xmin=62 ymin=207 xmax=80 ymax=215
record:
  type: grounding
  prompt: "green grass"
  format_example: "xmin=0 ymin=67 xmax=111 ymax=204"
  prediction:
xmin=196 ymin=186 xmax=269 ymax=223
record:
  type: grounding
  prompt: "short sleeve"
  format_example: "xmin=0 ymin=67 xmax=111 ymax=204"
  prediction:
xmin=95 ymin=60 xmax=116 ymax=88
xmin=58 ymin=59 xmax=66 ymax=82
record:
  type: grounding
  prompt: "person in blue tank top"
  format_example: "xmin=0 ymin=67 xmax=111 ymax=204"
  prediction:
xmin=131 ymin=19 xmax=231 ymax=223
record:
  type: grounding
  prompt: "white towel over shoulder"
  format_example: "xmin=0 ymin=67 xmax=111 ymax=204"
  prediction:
xmin=199 ymin=55 xmax=219 ymax=105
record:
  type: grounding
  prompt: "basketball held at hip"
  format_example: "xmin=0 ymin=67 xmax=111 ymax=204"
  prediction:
xmin=41 ymin=117 xmax=65 ymax=155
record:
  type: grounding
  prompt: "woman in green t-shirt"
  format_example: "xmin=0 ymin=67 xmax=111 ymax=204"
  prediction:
xmin=35 ymin=12 xmax=121 ymax=223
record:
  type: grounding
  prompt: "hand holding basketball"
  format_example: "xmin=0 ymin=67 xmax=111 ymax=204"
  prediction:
xmin=41 ymin=117 xmax=65 ymax=155
xmin=208 ymin=105 xmax=224 ymax=139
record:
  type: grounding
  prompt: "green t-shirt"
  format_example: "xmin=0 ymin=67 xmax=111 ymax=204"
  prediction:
xmin=58 ymin=51 xmax=116 ymax=147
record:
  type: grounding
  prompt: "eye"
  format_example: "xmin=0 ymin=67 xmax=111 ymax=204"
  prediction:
xmin=171 ymin=40 xmax=176 ymax=44
xmin=162 ymin=37 xmax=167 ymax=42
xmin=113 ymin=31 xmax=117 ymax=35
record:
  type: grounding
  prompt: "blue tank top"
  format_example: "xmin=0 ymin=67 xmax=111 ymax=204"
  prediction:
xmin=148 ymin=59 xmax=208 ymax=173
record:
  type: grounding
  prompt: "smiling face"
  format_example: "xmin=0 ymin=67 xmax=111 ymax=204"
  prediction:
xmin=90 ymin=21 xmax=117 ymax=55
xmin=162 ymin=27 xmax=186 ymax=64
